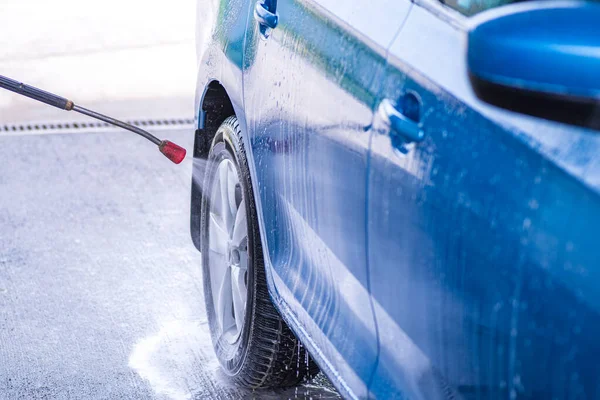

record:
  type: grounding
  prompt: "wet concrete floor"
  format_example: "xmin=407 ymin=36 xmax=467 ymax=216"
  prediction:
xmin=0 ymin=128 xmax=340 ymax=399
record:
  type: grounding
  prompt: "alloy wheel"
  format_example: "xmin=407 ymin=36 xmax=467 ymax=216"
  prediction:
xmin=208 ymin=158 xmax=248 ymax=344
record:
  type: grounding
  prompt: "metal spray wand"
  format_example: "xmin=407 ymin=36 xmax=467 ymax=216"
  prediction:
xmin=0 ymin=74 xmax=187 ymax=164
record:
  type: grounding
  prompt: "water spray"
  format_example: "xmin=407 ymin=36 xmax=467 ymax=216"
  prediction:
xmin=0 ymin=74 xmax=187 ymax=164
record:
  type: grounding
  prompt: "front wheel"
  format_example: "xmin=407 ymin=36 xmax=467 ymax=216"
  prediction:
xmin=200 ymin=115 xmax=319 ymax=388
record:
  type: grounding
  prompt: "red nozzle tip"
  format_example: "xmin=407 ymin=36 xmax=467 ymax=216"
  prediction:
xmin=159 ymin=140 xmax=186 ymax=164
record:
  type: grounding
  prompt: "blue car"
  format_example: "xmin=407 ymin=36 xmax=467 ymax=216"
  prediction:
xmin=190 ymin=0 xmax=600 ymax=398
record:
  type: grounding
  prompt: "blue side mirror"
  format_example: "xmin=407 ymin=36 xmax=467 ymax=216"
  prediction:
xmin=467 ymin=2 xmax=600 ymax=130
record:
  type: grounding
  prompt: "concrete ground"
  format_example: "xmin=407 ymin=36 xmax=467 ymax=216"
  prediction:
xmin=0 ymin=128 xmax=340 ymax=399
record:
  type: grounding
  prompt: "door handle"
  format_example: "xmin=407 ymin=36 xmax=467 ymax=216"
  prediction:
xmin=254 ymin=0 xmax=278 ymax=37
xmin=378 ymin=98 xmax=424 ymax=144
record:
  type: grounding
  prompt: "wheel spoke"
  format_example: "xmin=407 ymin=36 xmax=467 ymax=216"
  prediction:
xmin=231 ymin=266 xmax=247 ymax=332
xmin=215 ymin=265 xmax=234 ymax=334
xmin=207 ymin=157 xmax=249 ymax=343
xmin=218 ymin=161 xmax=233 ymax=234
xmin=227 ymin=163 xmax=238 ymax=228
xmin=238 ymin=250 xmax=248 ymax=272
xmin=232 ymin=199 xmax=247 ymax=248
xmin=209 ymin=212 xmax=228 ymax=254
xmin=208 ymin=252 xmax=226 ymax=322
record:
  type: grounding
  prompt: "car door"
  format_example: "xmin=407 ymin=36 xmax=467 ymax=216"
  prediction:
xmin=242 ymin=0 xmax=411 ymax=397
xmin=367 ymin=2 xmax=600 ymax=399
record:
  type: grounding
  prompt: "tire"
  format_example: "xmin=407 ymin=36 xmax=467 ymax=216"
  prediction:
xmin=200 ymin=115 xmax=319 ymax=389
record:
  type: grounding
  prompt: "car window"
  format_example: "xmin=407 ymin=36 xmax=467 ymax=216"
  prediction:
xmin=440 ymin=0 xmax=518 ymax=16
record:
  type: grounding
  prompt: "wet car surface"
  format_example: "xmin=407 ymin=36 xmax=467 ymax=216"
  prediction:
xmin=0 ymin=128 xmax=339 ymax=399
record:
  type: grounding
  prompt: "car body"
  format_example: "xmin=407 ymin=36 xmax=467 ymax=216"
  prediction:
xmin=191 ymin=0 xmax=600 ymax=398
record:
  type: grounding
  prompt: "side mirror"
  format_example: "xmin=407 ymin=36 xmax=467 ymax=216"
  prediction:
xmin=467 ymin=2 xmax=600 ymax=130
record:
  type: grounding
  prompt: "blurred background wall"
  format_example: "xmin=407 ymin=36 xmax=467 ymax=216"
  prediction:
xmin=0 ymin=0 xmax=197 ymax=125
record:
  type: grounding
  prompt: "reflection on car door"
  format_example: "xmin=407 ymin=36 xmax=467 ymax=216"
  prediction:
xmin=367 ymin=3 xmax=600 ymax=399
xmin=243 ymin=0 xmax=410 ymax=396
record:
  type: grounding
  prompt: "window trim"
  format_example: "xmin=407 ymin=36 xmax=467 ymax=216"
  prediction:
xmin=412 ymin=0 xmax=469 ymax=29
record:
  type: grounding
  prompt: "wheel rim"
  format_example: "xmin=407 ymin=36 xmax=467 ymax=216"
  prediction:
xmin=208 ymin=158 xmax=248 ymax=344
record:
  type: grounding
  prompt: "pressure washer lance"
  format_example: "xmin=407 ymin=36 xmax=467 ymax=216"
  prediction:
xmin=0 ymin=74 xmax=186 ymax=164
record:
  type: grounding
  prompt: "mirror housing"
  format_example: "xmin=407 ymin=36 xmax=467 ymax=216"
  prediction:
xmin=467 ymin=2 xmax=600 ymax=129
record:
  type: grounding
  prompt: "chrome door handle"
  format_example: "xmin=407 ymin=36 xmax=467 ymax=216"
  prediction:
xmin=254 ymin=0 xmax=278 ymax=36
xmin=379 ymin=98 xmax=424 ymax=143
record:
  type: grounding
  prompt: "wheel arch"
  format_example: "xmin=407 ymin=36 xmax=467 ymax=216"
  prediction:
xmin=191 ymin=79 xmax=247 ymax=252
xmin=189 ymin=75 xmax=349 ymax=400
xmin=190 ymin=80 xmax=235 ymax=251
xmin=190 ymin=77 xmax=282 ymax=316
xmin=190 ymin=77 xmax=290 ymax=333
xmin=190 ymin=79 xmax=303 ymax=385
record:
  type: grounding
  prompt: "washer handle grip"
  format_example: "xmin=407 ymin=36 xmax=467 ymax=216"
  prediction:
xmin=0 ymin=74 xmax=73 ymax=110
